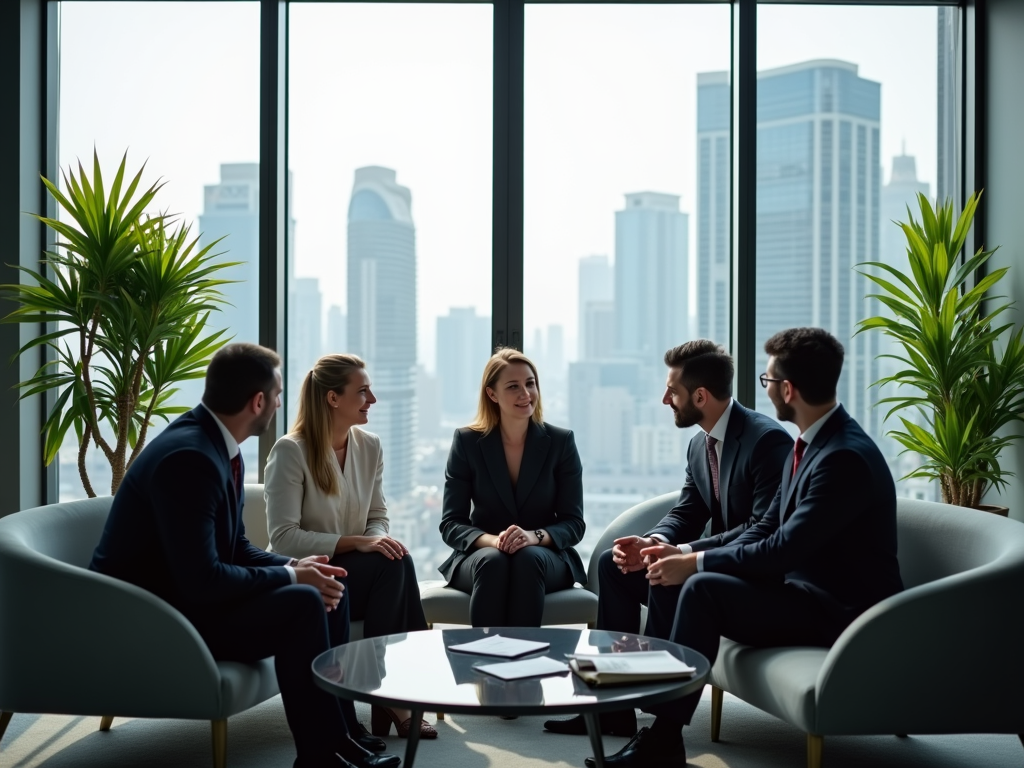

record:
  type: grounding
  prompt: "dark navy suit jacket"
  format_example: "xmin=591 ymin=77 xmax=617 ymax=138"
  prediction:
xmin=439 ymin=420 xmax=587 ymax=585
xmin=702 ymin=405 xmax=904 ymax=618
xmin=646 ymin=402 xmax=793 ymax=552
xmin=90 ymin=405 xmax=292 ymax=615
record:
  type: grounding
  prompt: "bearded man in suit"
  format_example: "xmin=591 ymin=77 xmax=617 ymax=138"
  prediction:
xmin=545 ymin=339 xmax=792 ymax=737
xmin=584 ymin=328 xmax=903 ymax=768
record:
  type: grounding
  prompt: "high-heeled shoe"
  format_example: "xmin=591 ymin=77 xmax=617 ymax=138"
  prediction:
xmin=371 ymin=704 xmax=439 ymax=739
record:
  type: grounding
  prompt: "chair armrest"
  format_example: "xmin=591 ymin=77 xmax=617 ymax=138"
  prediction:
xmin=814 ymin=565 xmax=1024 ymax=735
xmin=585 ymin=491 xmax=679 ymax=594
xmin=0 ymin=546 xmax=225 ymax=719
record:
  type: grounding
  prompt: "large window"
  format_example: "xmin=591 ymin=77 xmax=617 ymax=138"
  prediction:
xmin=57 ymin=2 xmax=261 ymax=500
xmin=288 ymin=4 xmax=493 ymax=578
xmin=524 ymin=5 xmax=731 ymax=563
xmin=755 ymin=5 xmax=958 ymax=500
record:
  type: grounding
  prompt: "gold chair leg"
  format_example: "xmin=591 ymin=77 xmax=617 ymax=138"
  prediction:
xmin=587 ymin=621 xmax=596 ymax=629
xmin=807 ymin=733 xmax=823 ymax=768
xmin=710 ymin=686 xmax=723 ymax=742
xmin=0 ymin=711 xmax=13 ymax=744
xmin=436 ymin=712 xmax=444 ymax=721
xmin=99 ymin=716 xmax=114 ymax=732
xmin=212 ymin=719 xmax=227 ymax=768
xmin=427 ymin=623 xmax=433 ymax=630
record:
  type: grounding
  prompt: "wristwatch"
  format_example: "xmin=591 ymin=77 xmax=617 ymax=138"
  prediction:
xmin=535 ymin=529 xmax=546 ymax=545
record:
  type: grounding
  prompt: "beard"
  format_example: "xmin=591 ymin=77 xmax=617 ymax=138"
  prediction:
xmin=673 ymin=399 xmax=702 ymax=428
xmin=250 ymin=404 xmax=276 ymax=437
xmin=770 ymin=393 xmax=796 ymax=424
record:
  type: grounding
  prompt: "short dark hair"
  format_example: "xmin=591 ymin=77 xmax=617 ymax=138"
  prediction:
xmin=664 ymin=340 xmax=734 ymax=400
xmin=203 ymin=343 xmax=281 ymax=415
xmin=763 ymin=328 xmax=844 ymax=406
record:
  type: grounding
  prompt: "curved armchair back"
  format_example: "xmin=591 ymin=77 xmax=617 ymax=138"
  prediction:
xmin=815 ymin=499 xmax=1024 ymax=735
xmin=585 ymin=491 xmax=678 ymax=594
xmin=0 ymin=498 xmax=223 ymax=719
xmin=242 ymin=483 xmax=271 ymax=551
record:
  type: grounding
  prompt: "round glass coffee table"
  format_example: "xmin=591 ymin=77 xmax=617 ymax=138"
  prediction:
xmin=312 ymin=627 xmax=710 ymax=768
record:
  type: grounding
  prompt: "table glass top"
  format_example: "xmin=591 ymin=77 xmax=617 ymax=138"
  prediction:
xmin=311 ymin=627 xmax=710 ymax=714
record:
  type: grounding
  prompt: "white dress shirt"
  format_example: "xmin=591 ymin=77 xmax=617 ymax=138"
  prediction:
xmin=652 ymin=399 xmax=735 ymax=558
xmin=200 ymin=402 xmax=296 ymax=583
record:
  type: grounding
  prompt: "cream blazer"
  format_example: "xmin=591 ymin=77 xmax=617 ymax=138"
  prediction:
xmin=264 ymin=428 xmax=389 ymax=559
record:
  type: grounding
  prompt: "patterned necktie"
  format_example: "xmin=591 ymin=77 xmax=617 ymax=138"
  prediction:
xmin=230 ymin=453 xmax=242 ymax=499
xmin=792 ymin=437 xmax=807 ymax=478
xmin=706 ymin=434 xmax=721 ymax=502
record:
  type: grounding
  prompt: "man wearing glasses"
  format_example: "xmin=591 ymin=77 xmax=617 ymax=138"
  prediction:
xmin=545 ymin=339 xmax=792 ymax=738
xmin=586 ymin=328 xmax=902 ymax=768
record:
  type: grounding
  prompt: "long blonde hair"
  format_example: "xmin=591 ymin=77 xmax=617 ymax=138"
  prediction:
xmin=467 ymin=347 xmax=544 ymax=434
xmin=291 ymin=354 xmax=366 ymax=495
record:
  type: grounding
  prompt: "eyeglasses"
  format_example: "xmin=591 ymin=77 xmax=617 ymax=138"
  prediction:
xmin=759 ymin=374 xmax=784 ymax=388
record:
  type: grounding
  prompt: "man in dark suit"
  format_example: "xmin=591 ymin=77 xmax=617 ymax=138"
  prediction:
xmin=90 ymin=344 xmax=400 ymax=768
xmin=585 ymin=328 xmax=904 ymax=768
xmin=545 ymin=339 xmax=792 ymax=737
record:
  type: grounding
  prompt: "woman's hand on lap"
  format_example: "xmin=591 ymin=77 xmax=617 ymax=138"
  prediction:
xmin=355 ymin=535 xmax=406 ymax=559
xmin=498 ymin=524 xmax=538 ymax=554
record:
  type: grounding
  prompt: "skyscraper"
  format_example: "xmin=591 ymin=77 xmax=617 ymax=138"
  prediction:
xmin=578 ymin=255 xmax=614 ymax=359
xmin=436 ymin=307 xmax=491 ymax=423
xmin=198 ymin=163 xmax=262 ymax=346
xmin=696 ymin=71 xmax=731 ymax=347
xmin=937 ymin=6 xmax=961 ymax=205
xmin=347 ymin=166 xmax=417 ymax=501
xmin=758 ymin=60 xmax=882 ymax=436
xmin=697 ymin=60 xmax=882 ymax=436
xmin=325 ymin=305 xmax=347 ymax=355
xmin=614 ymin=192 xmax=689 ymax=359
xmin=287 ymin=276 xmax=323 ymax=417
xmin=198 ymin=163 xmax=276 ymax=481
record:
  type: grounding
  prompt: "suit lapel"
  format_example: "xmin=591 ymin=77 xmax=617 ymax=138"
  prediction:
xmin=781 ymin=406 xmax=848 ymax=519
xmin=193 ymin=405 xmax=239 ymax=555
xmin=478 ymin=429 xmax=518 ymax=517
xmin=718 ymin=403 xmax=746 ymax=523
xmin=515 ymin=421 xmax=550 ymax=508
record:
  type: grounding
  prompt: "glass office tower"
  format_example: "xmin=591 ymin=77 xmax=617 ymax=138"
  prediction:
xmin=347 ymin=166 xmax=418 ymax=502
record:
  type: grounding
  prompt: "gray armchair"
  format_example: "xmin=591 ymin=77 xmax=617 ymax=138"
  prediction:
xmin=595 ymin=492 xmax=1024 ymax=768
xmin=0 ymin=495 xmax=280 ymax=768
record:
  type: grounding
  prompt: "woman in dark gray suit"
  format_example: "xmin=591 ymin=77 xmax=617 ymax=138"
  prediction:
xmin=439 ymin=347 xmax=587 ymax=627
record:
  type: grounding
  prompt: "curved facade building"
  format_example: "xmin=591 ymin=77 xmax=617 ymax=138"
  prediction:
xmin=347 ymin=166 xmax=417 ymax=502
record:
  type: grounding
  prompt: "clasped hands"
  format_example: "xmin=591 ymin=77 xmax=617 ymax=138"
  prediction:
xmin=293 ymin=555 xmax=347 ymax=612
xmin=494 ymin=524 xmax=540 ymax=554
xmin=611 ymin=535 xmax=698 ymax=587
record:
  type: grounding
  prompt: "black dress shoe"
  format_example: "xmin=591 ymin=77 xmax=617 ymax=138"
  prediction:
xmin=583 ymin=727 xmax=686 ymax=768
xmin=544 ymin=711 xmax=637 ymax=737
xmin=336 ymin=735 xmax=402 ymax=768
xmin=293 ymin=752 xmax=357 ymax=768
xmin=354 ymin=724 xmax=387 ymax=753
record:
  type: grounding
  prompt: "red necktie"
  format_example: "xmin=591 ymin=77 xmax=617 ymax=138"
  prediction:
xmin=792 ymin=438 xmax=807 ymax=478
xmin=705 ymin=435 xmax=721 ymax=502
xmin=230 ymin=454 xmax=242 ymax=498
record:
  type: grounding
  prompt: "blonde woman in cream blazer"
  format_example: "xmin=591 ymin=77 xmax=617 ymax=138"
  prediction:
xmin=265 ymin=354 xmax=432 ymax=742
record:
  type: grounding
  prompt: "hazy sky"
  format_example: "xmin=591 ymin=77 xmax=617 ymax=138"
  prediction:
xmin=59 ymin=2 xmax=940 ymax=374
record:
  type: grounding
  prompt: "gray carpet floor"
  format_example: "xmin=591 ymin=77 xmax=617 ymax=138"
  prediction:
xmin=1 ymin=689 xmax=1020 ymax=768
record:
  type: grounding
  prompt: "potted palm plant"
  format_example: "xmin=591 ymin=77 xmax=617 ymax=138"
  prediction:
xmin=1 ymin=152 xmax=238 ymax=496
xmin=857 ymin=191 xmax=1024 ymax=513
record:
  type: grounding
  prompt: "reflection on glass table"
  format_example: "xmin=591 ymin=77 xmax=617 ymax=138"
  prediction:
xmin=312 ymin=627 xmax=710 ymax=768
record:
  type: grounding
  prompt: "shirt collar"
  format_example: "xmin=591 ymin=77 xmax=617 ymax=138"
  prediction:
xmin=704 ymin=398 xmax=734 ymax=443
xmin=799 ymin=402 xmax=840 ymax=446
xmin=200 ymin=402 xmax=240 ymax=459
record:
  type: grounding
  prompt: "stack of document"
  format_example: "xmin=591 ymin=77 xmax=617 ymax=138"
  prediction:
xmin=447 ymin=634 xmax=550 ymax=658
xmin=568 ymin=651 xmax=697 ymax=686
